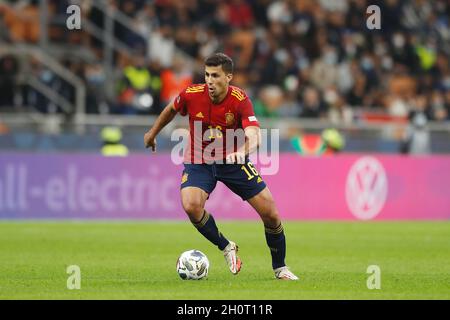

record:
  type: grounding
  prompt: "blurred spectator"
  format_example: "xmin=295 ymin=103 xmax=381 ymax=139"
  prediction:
xmin=148 ymin=25 xmax=176 ymax=68
xmin=445 ymin=90 xmax=450 ymax=120
xmin=429 ymin=89 xmax=448 ymax=121
xmin=0 ymin=55 xmax=18 ymax=107
xmin=0 ymin=2 xmax=39 ymax=42
xmin=253 ymin=85 xmax=284 ymax=118
xmin=100 ymin=126 xmax=129 ymax=157
xmin=226 ymin=0 xmax=255 ymax=29
xmin=135 ymin=2 xmax=160 ymax=39
xmin=0 ymin=5 xmax=12 ymax=42
xmin=0 ymin=121 xmax=8 ymax=134
xmin=84 ymin=63 xmax=108 ymax=114
xmin=116 ymin=0 xmax=146 ymax=50
xmin=400 ymin=94 xmax=431 ymax=154
xmin=299 ymin=87 xmax=327 ymax=118
xmin=346 ymin=64 xmax=367 ymax=107
xmin=325 ymin=87 xmax=354 ymax=125
xmin=115 ymin=54 xmax=161 ymax=114
xmin=267 ymin=1 xmax=292 ymax=25
xmin=386 ymin=73 xmax=417 ymax=118
xmin=0 ymin=0 xmax=448 ymax=125
xmin=310 ymin=45 xmax=339 ymax=91
xmin=160 ymin=55 xmax=193 ymax=106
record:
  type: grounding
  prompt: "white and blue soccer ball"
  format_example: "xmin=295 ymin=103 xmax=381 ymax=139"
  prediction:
xmin=176 ymin=249 xmax=210 ymax=280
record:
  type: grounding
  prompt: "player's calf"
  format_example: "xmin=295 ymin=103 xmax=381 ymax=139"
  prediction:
xmin=191 ymin=210 xmax=230 ymax=251
xmin=264 ymin=223 xmax=287 ymax=270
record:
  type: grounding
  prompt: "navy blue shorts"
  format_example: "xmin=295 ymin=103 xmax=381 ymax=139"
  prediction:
xmin=180 ymin=159 xmax=267 ymax=201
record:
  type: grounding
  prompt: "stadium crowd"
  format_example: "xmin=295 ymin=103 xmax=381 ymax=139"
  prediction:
xmin=0 ymin=0 xmax=449 ymax=124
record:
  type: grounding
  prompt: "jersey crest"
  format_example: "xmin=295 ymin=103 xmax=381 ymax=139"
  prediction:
xmin=225 ymin=112 xmax=235 ymax=125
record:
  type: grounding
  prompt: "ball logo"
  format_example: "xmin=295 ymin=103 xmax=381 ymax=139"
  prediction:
xmin=346 ymin=156 xmax=388 ymax=220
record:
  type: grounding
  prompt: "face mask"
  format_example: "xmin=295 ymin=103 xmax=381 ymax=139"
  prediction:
xmin=40 ymin=70 xmax=53 ymax=82
xmin=87 ymin=73 xmax=105 ymax=84
xmin=375 ymin=42 xmax=387 ymax=56
xmin=345 ymin=44 xmax=357 ymax=56
xmin=393 ymin=34 xmax=405 ymax=48
xmin=297 ymin=57 xmax=309 ymax=70
xmin=274 ymin=49 xmax=289 ymax=64
xmin=381 ymin=56 xmax=393 ymax=70
xmin=413 ymin=113 xmax=427 ymax=127
xmin=442 ymin=76 xmax=450 ymax=90
xmin=284 ymin=75 xmax=299 ymax=91
xmin=324 ymin=51 xmax=338 ymax=65
xmin=324 ymin=89 xmax=338 ymax=104
xmin=361 ymin=57 xmax=373 ymax=70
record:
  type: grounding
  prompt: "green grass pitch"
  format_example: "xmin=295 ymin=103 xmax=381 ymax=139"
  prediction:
xmin=0 ymin=221 xmax=448 ymax=299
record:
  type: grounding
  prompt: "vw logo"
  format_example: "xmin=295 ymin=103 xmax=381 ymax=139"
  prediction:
xmin=346 ymin=156 xmax=388 ymax=220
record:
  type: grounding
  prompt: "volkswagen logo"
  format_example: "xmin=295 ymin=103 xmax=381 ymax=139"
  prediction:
xmin=346 ymin=156 xmax=388 ymax=220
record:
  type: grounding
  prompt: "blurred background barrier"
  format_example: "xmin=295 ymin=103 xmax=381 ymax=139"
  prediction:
xmin=0 ymin=153 xmax=449 ymax=220
xmin=0 ymin=116 xmax=449 ymax=153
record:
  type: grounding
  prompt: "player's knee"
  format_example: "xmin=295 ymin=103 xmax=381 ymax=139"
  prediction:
xmin=260 ymin=206 xmax=280 ymax=227
xmin=264 ymin=211 xmax=280 ymax=227
xmin=182 ymin=200 xmax=204 ymax=218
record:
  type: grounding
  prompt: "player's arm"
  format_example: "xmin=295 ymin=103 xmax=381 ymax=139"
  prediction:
xmin=227 ymin=126 xmax=261 ymax=164
xmin=226 ymin=94 xmax=261 ymax=164
xmin=242 ymin=125 xmax=261 ymax=155
xmin=144 ymin=101 xmax=178 ymax=152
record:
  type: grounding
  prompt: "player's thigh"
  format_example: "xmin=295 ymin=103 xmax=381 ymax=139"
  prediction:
xmin=181 ymin=164 xmax=217 ymax=195
xmin=246 ymin=186 xmax=279 ymax=218
xmin=180 ymin=186 xmax=209 ymax=218
xmin=180 ymin=164 xmax=216 ymax=219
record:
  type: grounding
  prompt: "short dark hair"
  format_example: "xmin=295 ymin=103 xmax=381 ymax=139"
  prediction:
xmin=204 ymin=53 xmax=234 ymax=74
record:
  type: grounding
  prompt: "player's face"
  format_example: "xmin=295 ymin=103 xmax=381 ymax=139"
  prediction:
xmin=205 ymin=65 xmax=232 ymax=101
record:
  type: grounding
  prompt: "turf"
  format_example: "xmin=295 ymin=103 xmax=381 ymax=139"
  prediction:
xmin=0 ymin=221 xmax=448 ymax=300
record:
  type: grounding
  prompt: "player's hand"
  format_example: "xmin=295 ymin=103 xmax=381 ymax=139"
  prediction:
xmin=144 ymin=131 xmax=157 ymax=152
xmin=226 ymin=152 xmax=246 ymax=164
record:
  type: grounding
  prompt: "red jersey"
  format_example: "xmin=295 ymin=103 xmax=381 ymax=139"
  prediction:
xmin=173 ymin=84 xmax=260 ymax=163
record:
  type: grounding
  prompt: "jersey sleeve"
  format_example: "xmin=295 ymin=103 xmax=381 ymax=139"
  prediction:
xmin=173 ymin=90 xmax=188 ymax=116
xmin=239 ymin=98 xmax=260 ymax=129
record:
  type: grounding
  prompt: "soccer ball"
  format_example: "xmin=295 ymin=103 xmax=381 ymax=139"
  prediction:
xmin=176 ymin=249 xmax=209 ymax=280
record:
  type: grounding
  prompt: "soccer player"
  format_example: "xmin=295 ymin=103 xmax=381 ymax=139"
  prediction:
xmin=144 ymin=53 xmax=298 ymax=280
